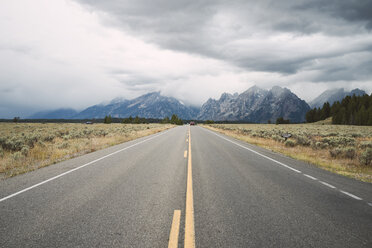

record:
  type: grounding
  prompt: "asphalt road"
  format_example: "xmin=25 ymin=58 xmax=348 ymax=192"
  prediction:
xmin=1 ymin=125 xmax=371 ymax=247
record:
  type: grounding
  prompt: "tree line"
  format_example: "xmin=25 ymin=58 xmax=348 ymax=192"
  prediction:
xmin=306 ymin=93 xmax=372 ymax=125
xmin=160 ymin=114 xmax=183 ymax=125
xmin=102 ymin=114 xmax=184 ymax=125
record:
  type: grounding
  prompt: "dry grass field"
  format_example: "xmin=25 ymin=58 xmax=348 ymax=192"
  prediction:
xmin=204 ymin=124 xmax=372 ymax=183
xmin=0 ymin=123 xmax=172 ymax=178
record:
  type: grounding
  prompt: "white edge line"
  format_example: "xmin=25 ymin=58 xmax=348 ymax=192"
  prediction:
xmin=339 ymin=190 xmax=363 ymax=201
xmin=320 ymin=181 xmax=336 ymax=189
xmin=304 ymin=174 xmax=317 ymax=180
xmin=0 ymin=129 xmax=171 ymax=203
xmin=202 ymin=127 xmax=302 ymax=173
xmin=202 ymin=127 xmax=369 ymax=204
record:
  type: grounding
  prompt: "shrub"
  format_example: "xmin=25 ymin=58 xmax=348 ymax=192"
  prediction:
xmin=344 ymin=147 xmax=356 ymax=159
xmin=205 ymin=120 xmax=214 ymax=124
xmin=285 ymin=140 xmax=296 ymax=147
xmin=295 ymin=136 xmax=311 ymax=146
xmin=351 ymin=133 xmax=362 ymax=138
xmin=21 ymin=145 xmax=29 ymax=156
xmin=57 ymin=142 xmax=69 ymax=149
xmin=322 ymin=137 xmax=355 ymax=147
xmin=0 ymin=137 xmax=5 ymax=148
xmin=37 ymin=141 xmax=46 ymax=147
xmin=3 ymin=137 xmax=24 ymax=151
xmin=327 ymin=132 xmax=338 ymax=137
xmin=360 ymin=141 xmax=372 ymax=149
xmin=313 ymin=141 xmax=329 ymax=149
xmin=272 ymin=134 xmax=283 ymax=142
xmin=359 ymin=148 xmax=372 ymax=166
xmin=24 ymin=134 xmax=38 ymax=148
xmin=276 ymin=117 xmax=290 ymax=124
xmin=329 ymin=147 xmax=356 ymax=159
xmin=42 ymin=134 xmax=55 ymax=142
xmin=12 ymin=151 xmax=23 ymax=161
xmin=330 ymin=148 xmax=342 ymax=158
xmin=321 ymin=138 xmax=333 ymax=146
xmin=241 ymin=129 xmax=251 ymax=135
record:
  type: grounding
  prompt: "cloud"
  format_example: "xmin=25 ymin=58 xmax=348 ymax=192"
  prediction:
xmin=0 ymin=0 xmax=372 ymax=118
xmin=0 ymin=0 xmax=237 ymax=117
xmin=75 ymin=0 xmax=372 ymax=75
xmin=294 ymin=0 xmax=372 ymax=29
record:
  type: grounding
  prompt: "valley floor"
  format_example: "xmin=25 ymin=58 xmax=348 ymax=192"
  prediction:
xmin=204 ymin=123 xmax=372 ymax=183
xmin=0 ymin=123 xmax=172 ymax=178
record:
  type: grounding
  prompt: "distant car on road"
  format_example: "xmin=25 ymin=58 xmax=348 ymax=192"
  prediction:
xmin=190 ymin=121 xmax=195 ymax=125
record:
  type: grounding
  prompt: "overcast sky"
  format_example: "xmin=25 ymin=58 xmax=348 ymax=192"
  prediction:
xmin=1 ymin=0 xmax=372 ymax=118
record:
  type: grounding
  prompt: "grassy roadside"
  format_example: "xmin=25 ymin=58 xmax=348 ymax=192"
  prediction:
xmin=0 ymin=123 xmax=173 ymax=179
xmin=203 ymin=124 xmax=372 ymax=183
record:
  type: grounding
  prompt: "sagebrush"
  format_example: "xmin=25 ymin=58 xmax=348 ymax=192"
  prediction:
xmin=205 ymin=123 xmax=372 ymax=182
xmin=0 ymin=123 xmax=172 ymax=178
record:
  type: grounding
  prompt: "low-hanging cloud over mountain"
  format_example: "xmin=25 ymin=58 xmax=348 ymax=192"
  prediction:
xmin=1 ymin=0 xmax=372 ymax=118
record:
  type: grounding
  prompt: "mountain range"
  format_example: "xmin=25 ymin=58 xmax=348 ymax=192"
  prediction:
xmin=29 ymin=108 xmax=79 ymax=119
xmin=30 ymin=92 xmax=199 ymax=120
xmin=198 ymin=86 xmax=310 ymax=123
xmin=28 ymin=86 xmax=368 ymax=123
xmin=309 ymin=88 xmax=366 ymax=109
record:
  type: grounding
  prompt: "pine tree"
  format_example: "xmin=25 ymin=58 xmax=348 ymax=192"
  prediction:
xmin=306 ymin=109 xmax=316 ymax=123
xmin=367 ymin=106 xmax=372 ymax=125
xmin=162 ymin=116 xmax=170 ymax=124
xmin=321 ymin=102 xmax=331 ymax=119
xmin=134 ymin=116 xmax=140 ymax=124
xmin=104 ymin=115 xmax=112 ymax=124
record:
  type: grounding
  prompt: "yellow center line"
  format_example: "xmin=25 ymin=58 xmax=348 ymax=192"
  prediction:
xmin=168 ymin=210 xmax=181 ymax=248
xmin=185 ymin=126 xmax=195 ymax=248
xmin=184 ymin=150 xmax=188 ymax=158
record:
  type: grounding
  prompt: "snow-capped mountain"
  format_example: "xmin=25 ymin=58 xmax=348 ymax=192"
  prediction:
xmin=198 ymin=86 xmax=310 ymax=123
xmin=73 ymin=92 xmax=199 ymax=120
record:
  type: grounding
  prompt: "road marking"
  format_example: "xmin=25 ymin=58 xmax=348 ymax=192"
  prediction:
xmin=184 ymin=150 xmax=188 ymax=158
xmin=185 ymin=127 xmax=195 ymax=248
xmin=203 ymin=127 xmax=369 ymax=204
xmin=304 ymin=174 xmax=317 ymax=180
xmin=0 ymin=129 xmax=171 ymax=203
xmin=186 ymin=139 xmax=188 ymax=142
xmin=320 ymin=181 xmax=336 ymax=189
xmin=368 ymin=203 xmax=372 ymax=207
xmin=168 ymin=210 xmax=181 ymax=248
xmin=339 ymin=190 xmax=363 ymax=201
xmin=204 ymin=128 xmax=301 ymax=173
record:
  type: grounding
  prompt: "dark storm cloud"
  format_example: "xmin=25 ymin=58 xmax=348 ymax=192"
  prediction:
xmin=312 ymin=53 xmax=372 ymax=82
xmin=75 ymin=0 xmax=372 ymax=78
xmin=294 ymin=0 xmax=372 ymax=29
xmin=2 ymin=0 xmax=372 ymax=118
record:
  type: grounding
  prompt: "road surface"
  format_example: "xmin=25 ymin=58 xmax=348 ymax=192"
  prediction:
xmin=1 ymin=125 xmax=371 ymax=247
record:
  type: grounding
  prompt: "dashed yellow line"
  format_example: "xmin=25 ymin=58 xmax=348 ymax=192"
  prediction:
xmin=185 ymin=126 xmax=195 ymax=248
xmin=184 ymin=150 xmax=188 ymax=158
xmin=168 ymin=210 xmax=181 ymax=248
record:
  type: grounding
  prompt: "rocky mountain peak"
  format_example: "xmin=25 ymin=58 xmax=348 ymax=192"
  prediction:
xmin=309 ymin=88 xmax=366 ymax=108
xmin=270 ymin=86 xmax=290 ymax=97
xmin=198 ymin=85 xmax=310 ymax=123
xmin=219 ymin=92 xmax=234 ymax=102
xmin=242 ymin=85 xmax=266 ymax=95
